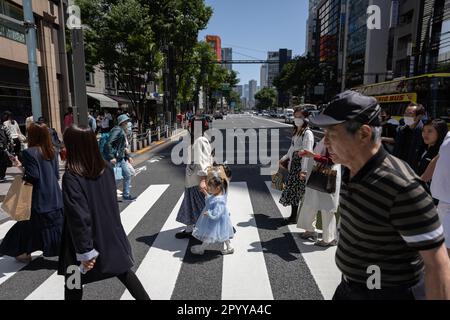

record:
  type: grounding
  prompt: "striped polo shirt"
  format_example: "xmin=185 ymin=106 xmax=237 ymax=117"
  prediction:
xmin=336 ymin=147 xmax=445 ymax=288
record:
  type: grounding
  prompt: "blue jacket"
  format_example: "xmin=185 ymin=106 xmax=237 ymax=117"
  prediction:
xmin=22 ymin=147 xmax=63 ymax=213
xmin=105 ymin=126 xmax=127 ymax=161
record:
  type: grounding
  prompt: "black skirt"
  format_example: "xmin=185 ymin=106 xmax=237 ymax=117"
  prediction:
xmin=280 ymin=153 xmax=306 ymax=207
xmin=0 ymin=208 xmax=63 ymax=257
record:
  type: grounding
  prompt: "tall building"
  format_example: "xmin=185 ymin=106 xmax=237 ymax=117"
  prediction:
xmin=249 ymin=80 xmax=257 ymax=107
xmin=206 ymin=35 xmax=222 ymax=61
xmin=221 ymin=47 xmax=233 ymax=71
xmin=277 ymin=49 xmax=292 ymax=107
xmin=0 ymin=0 xmax=70 ymax=133
xmin=306 ymin=0 xmax=321 ymax=57
xmin=388 ymin=0 xmax=422 ymax=78
xmin=260 ymin=64 xmax=268 ymax=88
xmin=416 ymin=0 xmax=450 ymax=74
xmin=244 ymin=84 xmax=249 ymax=100
xmin=313 ymin=0 xmax=346 ymax=100
xmin=267 ymin=51 xmax=280 ymax=88
xmin=233 ymin=85 xmax=243 ymax=98
xmin=340 ymin=0 xmax=392 ymax=88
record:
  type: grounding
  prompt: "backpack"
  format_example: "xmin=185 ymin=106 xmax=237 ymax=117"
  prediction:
xmin=99 ymin=132 xmax=111 ymax=160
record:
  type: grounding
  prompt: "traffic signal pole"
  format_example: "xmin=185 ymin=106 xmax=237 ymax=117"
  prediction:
xmin=23 ymin=0 xmax=42 ymax=121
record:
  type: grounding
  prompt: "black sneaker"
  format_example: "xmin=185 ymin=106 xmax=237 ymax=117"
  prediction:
xmin=175 ymin=230 xmax=192 ymax=239
xmin=123 ymin=195 xmax=137 ymax=201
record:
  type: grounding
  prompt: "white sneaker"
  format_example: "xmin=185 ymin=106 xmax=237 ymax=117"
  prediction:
xmin=191 ymin=245 xmax=205 ymax=255
xmin=221 ymin=248 xmax=234 ymax=255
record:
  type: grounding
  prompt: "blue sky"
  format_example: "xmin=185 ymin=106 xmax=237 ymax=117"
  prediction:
xmin=198 ymin=0 xmax=309 ymax=86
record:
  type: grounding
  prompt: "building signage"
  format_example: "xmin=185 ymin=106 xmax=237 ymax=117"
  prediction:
xmin=375 ymin=93 xmax=417 ymax=103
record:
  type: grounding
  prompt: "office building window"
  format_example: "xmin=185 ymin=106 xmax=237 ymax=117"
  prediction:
xmin=105 ymin=72 xmax=116 ymax=90
xmin=0 ymin=0 xmax=26 ymax=43
xmin=86 ymin=72 xmax=95 ymax=86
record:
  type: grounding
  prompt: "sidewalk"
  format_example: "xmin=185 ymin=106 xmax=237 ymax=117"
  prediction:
xmin=129 ymin=128 xmax=187 ymax=160
xmin=0 ymin=129 xmax=187 ymax=223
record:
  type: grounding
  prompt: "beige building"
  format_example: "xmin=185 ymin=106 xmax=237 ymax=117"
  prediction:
xmin=0 ymin=0 xmax=70 ymax=134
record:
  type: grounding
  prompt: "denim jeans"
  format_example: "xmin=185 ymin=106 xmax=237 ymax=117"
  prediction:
xmin=119 ymin=159 xmax=131 ymax=197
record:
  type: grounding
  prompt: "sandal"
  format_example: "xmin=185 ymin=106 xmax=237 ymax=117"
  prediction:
xmin=315 ymin=240 xmax=337 ymax=247
xmin=300 ymin=232 xmax=318 ymax=241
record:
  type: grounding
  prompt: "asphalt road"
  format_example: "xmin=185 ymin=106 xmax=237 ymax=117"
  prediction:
xmin=0 ymin=114 xmax=340 ymax=300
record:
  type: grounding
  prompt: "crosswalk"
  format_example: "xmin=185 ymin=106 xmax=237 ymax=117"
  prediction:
xmin=0 ymin=181 xmax=341 ymax=300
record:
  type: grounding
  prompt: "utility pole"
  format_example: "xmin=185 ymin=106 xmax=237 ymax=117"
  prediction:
xmin=66 ymin=0 xmax=88 ymax=126
xmin=23 ymin=0 xmax=42 ymax=121
xmin=168 ymin=44 xmax=176 ymax=125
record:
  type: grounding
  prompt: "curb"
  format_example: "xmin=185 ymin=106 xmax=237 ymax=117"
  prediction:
xmin=130 ymin=129 xmax=187 ymax=158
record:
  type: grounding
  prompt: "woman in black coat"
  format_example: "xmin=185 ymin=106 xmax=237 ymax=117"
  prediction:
xmin=57 ymin=125 xmax=149 ymax=300
xmin=0 ymin=122 xmax=63 ymax=263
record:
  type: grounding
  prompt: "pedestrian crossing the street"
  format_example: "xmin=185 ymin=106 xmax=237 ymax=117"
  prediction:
xmin=0 ymin=181 xmax=340 ymax=300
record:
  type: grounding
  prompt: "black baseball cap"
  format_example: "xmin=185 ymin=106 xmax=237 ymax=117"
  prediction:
xmin=310 ymin=90 xmax=381 ymax=128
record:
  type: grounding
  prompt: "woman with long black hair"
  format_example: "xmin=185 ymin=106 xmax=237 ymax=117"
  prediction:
xmin=58 ymin=125 xmax=149 ymax=300
xmin=279 ymin=108 xmax=314 ymax=225
xmin=0 ymin=122 xmax=63 ymax=263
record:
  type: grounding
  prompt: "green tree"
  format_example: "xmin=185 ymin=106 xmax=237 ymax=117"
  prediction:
xmin=274 ymin=55 xmax=338 ymax=102
xmin=75 ymin=0 xmax=163 ymax=125
xmin=255 ymin=87 xmax=277 ymax=110
xmin=140 ymin=0 xmax=213 ymax=111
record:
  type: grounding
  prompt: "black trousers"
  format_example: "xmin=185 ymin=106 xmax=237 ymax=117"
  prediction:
xmin=332 ymin=278 xmax=416 ymax=300
xmin=12 ymin=138 xmax=22 ymax=162
xmin=0 ymin=150 xmax=9 ymax=179
xmin=64 ymin=269 xmax=150 ymax=300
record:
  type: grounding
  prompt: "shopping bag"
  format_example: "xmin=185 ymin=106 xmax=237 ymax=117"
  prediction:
xmin=271 ymin=167 xmax=288 ymax=191
xmin=127 ymin=161 xmax=136 ymax=176
xmin=306 ymin=164 xmax=337 ymax=194
xmin=1 ymin=176 xmax=33 ymax=221
xmin=114 ymin=164 xmax=123 ymax=180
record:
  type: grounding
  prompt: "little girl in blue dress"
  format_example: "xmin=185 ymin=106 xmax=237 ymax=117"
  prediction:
xmin=191 ymin=169 xmax=234 ymax=255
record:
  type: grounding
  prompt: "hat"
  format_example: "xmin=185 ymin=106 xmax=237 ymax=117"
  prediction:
xmin=117 ymin=114 xmax=130 ymax=126
xmin=310 ymin=90 xmax=381 ymax=128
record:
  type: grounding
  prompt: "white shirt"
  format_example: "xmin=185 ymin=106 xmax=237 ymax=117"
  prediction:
xmin=3 ymin=120 xmax=22 ymax=139
xmin=185 ymin=136 xmax=213 ymax=188
xmin=431 ymin=132 xmax=450 ymax=203
xmin=281 ymin=128 xmax=315 ymax=172
xmin=101 ymin=113 xmax=112 ymax=128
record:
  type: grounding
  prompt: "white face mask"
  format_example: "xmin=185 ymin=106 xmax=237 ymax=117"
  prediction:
xmin=294 ymin=118 xmax=304 ymax=127
xmin=403 ymin=117 xmax=415 ymax=126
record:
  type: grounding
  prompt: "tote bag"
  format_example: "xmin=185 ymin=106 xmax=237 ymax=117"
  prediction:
xmin=1 ymin=176 xmax=33 ymax=221
xmin=306 ymin=164 xmax=337 ymax=194
xmin=114 ymin=164 xmax=123 ymax=180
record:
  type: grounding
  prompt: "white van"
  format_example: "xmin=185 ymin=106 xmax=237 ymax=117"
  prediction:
xmin=284 ymin=108 xmax=294 ymax=123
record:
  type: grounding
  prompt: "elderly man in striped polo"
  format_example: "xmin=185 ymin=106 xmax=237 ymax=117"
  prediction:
xmin=311 ymin=90 xmax=450 ymax=300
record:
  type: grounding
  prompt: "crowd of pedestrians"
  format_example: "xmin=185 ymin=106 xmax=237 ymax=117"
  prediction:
xmin=0 ymin=87 xmax=450 ymax=300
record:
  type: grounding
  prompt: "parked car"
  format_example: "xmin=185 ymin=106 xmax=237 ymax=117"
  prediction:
xmin=214 ymin=112 xmax=223 ymax=120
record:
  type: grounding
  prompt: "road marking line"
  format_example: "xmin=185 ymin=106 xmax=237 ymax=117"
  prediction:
xmin=121 ymin=194 xmax=185 ymax=300
xmin=222 ymin=182 xmax=274 ymax=300
xmin=25 ymin=184 xmax=169 ymax=300
xmin=264 ymin=181 xmax=340 ymax=300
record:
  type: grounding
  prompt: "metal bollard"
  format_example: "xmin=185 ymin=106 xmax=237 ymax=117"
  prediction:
xmin=157 ymin=126 xmax=161 ymax=141
xmin=165 ymin=125 xmax=169 ymax=138
xmin=132 ymin=132 xmax=137 ymax=152
xmin=147 ymin=129 xmax=151 ymax=145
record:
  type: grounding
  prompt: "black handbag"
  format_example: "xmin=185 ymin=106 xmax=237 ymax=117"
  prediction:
xmin=306 ymin=163 xmax=337 ymax=194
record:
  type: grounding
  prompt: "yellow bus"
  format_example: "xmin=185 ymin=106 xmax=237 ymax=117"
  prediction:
xmin=353 ymin=73 xmax=450 ymax=126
